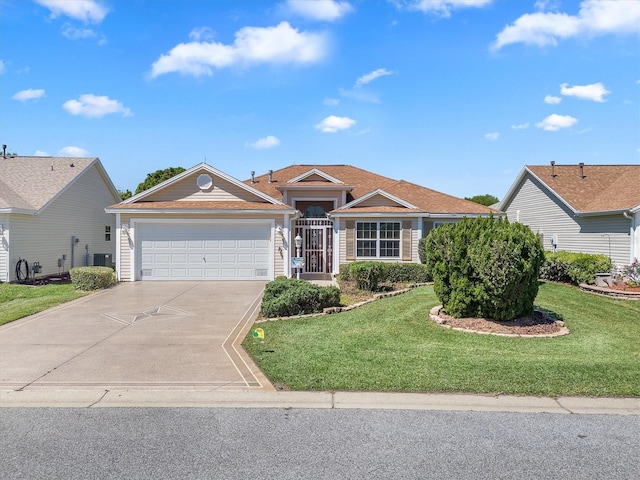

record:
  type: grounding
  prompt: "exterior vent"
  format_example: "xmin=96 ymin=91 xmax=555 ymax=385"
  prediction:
xmin=255 ymin=269 xmax=268 ymax=277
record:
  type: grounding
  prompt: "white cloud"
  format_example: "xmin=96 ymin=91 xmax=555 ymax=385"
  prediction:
xmin=544 ymin=95 xmax=562 ymax=104
xmin=560 ymin=82 xmax=610 ymax=102
xmin=35 ymin=0 xmax=108 ymax=23
xmin=249 ymin=135 xmax=280 ymax=149
xmin=355 ymin=68 xmax=395 ymax=88
xmin=34 ymin=150 xmax=50 ymax=156
xmin=12 ymin=88 xmax=46 ymax=101
xmin=285 ymin=0 xmax=353 ymax=21
xmin=339 ymin=88 xmax=380 ymax=103
xmin=63 ymin=94 xmax=132 ymax=118
xmin=0 ymin=60 xmax=4 ymax=74
xmin=536 ymin=113 xmax=578 ymax=131
xmin=324 ymin=97 xmax=340 ymax=106
xmin=58 ymin=146 xmax=89 ymax=157
xmin=315 ymin=115 xmax=356 ymax=133
xmin=493 ymin=0 xmax=640 ymax=50
xmin=511 ymin=123 xmax=530 ymax=130
xmin=484 ymin=132 xmax=499 ymax=141
xmin=62 ymin=24 xmax=97 ymax=40
xmin=151 ymin=22 xmax=327 ymax=78
xmin=189 ymin=27 xmax=216 ymax=42
xmin=395 ymin=0 xmax=494 ymax=18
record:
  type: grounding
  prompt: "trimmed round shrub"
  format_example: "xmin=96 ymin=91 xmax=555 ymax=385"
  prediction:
xmin=348 ymin=261 xmax=387 ymax=291
xmin=261 ymin=277 xmax=340 ymax=318
xmin=425 ymin=216 xmax=545 ymax=321
xmin=70 ymin=266 xmax=116 ymax=291
xmin=338 ymin=263 xmax=352 ymax=282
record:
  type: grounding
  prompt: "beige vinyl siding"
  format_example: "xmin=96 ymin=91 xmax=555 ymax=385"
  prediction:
xmin=143 ymin=174 xmax=265 ymax=203
xmin=117 ymin=212 xmax=286 ymax=281
xmin=504 ymin=175 xmax=631 ymax=266
xmin=358 ymin=195 xmax=404 ymax=208
xmin=6 ymin=166 xmax=118 ymax=282
xmin=0 ymin=215 xmax=8 ymax=282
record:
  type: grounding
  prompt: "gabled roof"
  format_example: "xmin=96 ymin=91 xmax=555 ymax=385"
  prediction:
xmin=246 ymin=165 xmax=498 ymax=216
xmin=108 ymin=163 xmax=296 ymax=213
xmin=121 ymin=163 xmax=284 ymax=206
xmin=337 ymin=188 xmax=419 ymax=211
xmin=0 ymin=156 xmax=119 ymax=214
xmin=287 ymin=168 xmax=344 ymax=184
xmin=499 ymin=164 xmax=640 ymax=214
xmin=246 ymin=164 xmax=399 ymax=200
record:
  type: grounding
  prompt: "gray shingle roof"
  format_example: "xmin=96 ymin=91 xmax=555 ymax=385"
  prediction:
xmin=0 ymin=156 xmax=97 ymax=212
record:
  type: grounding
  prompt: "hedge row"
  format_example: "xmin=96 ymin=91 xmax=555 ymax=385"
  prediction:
xmin=539 ymin=251 xmax=611 ymax=285
xmin=260 ymin=277 xmax=340 ymax=318
xmin=338 ymin=261 xmax=432 ymax=291
xmin=69 ymin=266 xmax=117 ymax=291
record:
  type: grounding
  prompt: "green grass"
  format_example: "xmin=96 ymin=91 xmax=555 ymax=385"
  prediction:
xmin=243 ymin=282 xmax=640 ymax=397
xmin=0 ymin=283 xmax=87 ymax=326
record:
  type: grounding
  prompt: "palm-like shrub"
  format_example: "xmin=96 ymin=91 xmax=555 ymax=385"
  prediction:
xmin=425 ymin=216 xmax=545 ymax=321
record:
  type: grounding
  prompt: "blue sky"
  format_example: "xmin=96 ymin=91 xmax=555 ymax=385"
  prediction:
xmin=2 ymin=0 xmax=639 ymax=199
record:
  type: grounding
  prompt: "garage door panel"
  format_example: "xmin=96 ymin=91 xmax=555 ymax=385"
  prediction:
xmin=139 ymin=223 xmax=271 ymax=280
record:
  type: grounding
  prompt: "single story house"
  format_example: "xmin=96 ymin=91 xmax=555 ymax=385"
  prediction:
xmin=497 ymin=162 xmax=640 ymax=267
xmin=0 ymin=155 xmax=121 ymax=283
xmin=107 ymin=163 xmax=497 ymax=281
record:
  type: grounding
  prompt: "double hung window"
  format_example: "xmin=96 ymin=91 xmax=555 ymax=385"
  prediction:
xmin=356 ymin=222 xmax=400 ymax=258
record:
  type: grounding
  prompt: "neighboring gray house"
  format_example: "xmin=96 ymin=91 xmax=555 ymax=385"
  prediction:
xmin=0 ymin=156 xmax=120 ymax=283
xmin=498 ymin=163 xmax=640 ymax=267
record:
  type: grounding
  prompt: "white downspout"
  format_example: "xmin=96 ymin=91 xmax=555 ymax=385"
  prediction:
xmin=623 ymin=211 xmax=635 ymax=262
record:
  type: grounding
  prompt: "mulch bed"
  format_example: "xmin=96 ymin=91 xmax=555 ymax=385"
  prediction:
xmin=429 ymin=306 xmax=568 ymax=337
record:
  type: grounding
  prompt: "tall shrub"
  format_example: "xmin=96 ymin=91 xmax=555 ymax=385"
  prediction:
xmin=425 ymin=216 xmax=545 ymax=321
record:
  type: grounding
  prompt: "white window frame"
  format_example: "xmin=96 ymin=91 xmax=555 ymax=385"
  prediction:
xmin=356 ymin=221 xmax=401 ymax=259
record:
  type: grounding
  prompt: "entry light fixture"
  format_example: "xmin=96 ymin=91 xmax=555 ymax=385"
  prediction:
xmin=121 ymin=224 xmax=129 ymax=234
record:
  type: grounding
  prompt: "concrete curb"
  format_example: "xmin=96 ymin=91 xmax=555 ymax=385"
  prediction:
xmin=1 ymin=389 xmax=638 ymax=414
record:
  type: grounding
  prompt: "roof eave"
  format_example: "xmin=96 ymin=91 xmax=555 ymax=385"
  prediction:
xmin=105 ymin=207 xmax=297 ymax=215
xmin=0 ymin=208 xmax=37 ymax=215
xmin=576 ymin=209 xmax=632 ymax=217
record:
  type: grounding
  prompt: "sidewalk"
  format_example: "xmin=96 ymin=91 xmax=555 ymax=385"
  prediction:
xmin=1 ymin=388 xmax=638 ymax=415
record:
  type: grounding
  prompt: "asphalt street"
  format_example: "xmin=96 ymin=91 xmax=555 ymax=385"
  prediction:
xmin=2 ymin=408 xmax=639 ymax=480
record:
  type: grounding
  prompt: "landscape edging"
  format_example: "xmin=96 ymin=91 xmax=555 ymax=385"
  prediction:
xmin=255 ymin=282 xmax=433 ymax=323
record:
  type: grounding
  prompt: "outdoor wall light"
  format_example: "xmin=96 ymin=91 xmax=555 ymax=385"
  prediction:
xmin=275 ymin=225 xmax=283 ymax=235
xmin=121 ymin=224 xmax=129 ymax=234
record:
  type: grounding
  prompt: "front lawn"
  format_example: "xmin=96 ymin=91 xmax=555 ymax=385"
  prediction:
xmin=0 ymin=283 xmax=87 ymax=326
xmin=243 ymin=282 xmax=640 ymax=397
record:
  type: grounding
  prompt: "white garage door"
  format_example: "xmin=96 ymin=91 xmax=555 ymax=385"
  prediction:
xmin=138 ymin=223 xmax=271 ymax=280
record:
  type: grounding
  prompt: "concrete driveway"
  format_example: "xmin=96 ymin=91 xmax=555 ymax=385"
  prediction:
xmin=0 ymin=282 xmax=274 ymax=391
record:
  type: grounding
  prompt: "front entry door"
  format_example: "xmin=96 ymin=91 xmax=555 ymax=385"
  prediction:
xmin=294 ymin=221 xmax=333 ymax=274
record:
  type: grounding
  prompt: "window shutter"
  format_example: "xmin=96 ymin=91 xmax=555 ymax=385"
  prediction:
xmin=402 ymin=220 xmax=412 ymax=261
xmin=346 ymin=220 xmax=355 ymax=261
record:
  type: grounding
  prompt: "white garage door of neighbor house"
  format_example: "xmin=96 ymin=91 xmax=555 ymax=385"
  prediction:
xmin=138 ymin=223 xmax=271 ymax=280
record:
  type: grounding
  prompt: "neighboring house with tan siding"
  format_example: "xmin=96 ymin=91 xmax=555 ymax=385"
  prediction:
xmin=498 ymin=163 xmax=640 ymax=268
xmin=107 ymin=163 xmax=498 ymax=282
xmin=0 ymin=156 xmax=120 ymax=283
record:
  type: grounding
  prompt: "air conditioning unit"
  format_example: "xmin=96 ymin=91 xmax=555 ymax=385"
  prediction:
xmin=94 ymin=253 xmax=113 ymax=268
